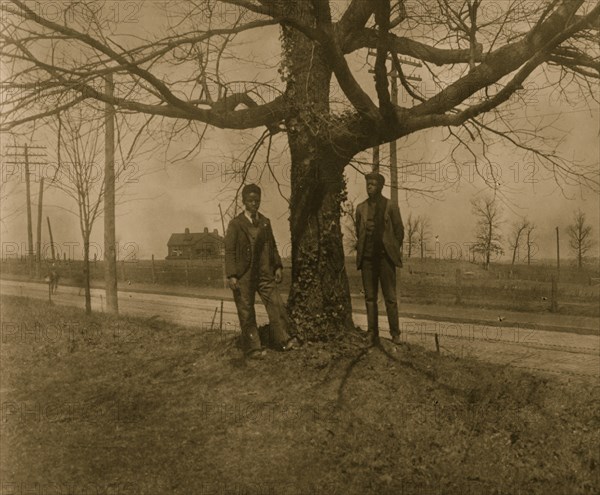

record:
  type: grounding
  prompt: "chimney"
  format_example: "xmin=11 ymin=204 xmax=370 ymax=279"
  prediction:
xmin=184 ymin=228 xmax=190 ymax=235
xmin=213 ymin=229 xmax=218 ymax=235
xmin=204 ymin=227 xmax=208 ymax=233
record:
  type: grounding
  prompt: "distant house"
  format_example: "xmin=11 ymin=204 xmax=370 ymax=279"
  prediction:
xmin=166 ymin=227 xmax=224 ymax=259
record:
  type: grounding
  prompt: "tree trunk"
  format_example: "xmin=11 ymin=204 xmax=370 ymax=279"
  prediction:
xmin=83 ymin=234 xmax=92 ymax=315
xmin=511 ymin=242 xmax=518 ymax=265
xmin=282 ymin=4 xmax=354 ymax=340
xmin=287 ymin=147 xmax=353 ymax=340
xmin=486 ymin=223 xmax=493 ymax=270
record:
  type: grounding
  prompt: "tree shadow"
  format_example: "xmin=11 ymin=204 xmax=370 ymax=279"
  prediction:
xmin=333 ymin=345 xmax=371 ymax=411
xmin=376 ymin=341 xmax=474 ymax=399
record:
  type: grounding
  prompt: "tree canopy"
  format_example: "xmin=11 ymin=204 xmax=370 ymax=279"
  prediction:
xmin=2 ymin=1 xmax=598 ymax=159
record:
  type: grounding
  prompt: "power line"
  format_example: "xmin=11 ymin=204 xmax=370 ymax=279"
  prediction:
xmin=4 ymin=143 xmax=47 ymax=277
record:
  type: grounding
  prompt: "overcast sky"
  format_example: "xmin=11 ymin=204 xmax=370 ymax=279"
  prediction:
xmin=1 ymin=1 xmax=598 ymax=264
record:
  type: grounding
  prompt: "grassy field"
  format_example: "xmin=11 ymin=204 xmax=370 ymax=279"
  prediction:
xmin=4 ymin=257 xmax=599 ymax=316
xmin=1 ymin=295 xmax=599 ymax=494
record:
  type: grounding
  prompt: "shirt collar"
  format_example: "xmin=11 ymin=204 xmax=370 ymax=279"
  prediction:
xmin=368 ymin=193 xmax=382 ymax=205
xmin=244 ymin=210 xmax=257 ymax=223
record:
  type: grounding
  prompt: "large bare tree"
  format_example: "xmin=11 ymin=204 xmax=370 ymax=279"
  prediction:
xmin=405 ymin=212 xmax=419 ymax=258
xmin=49 ymin=105 xmax=136 ymax=314
xmin=508 ymin=217 xmax=530 ymax=265
xmin=526 ymin=223 xmax=536 ymax=266
xmin=471 ymin=195 xmax=503 ymax=269
xmin=567 ymin=209 xmax=594 ymax=268
xmin=1 ymin=0 xmax=599 ymax=337
xmin=417 ymin=214 xmax=431 ymax=260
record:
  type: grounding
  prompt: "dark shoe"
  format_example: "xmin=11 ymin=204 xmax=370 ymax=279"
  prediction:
xmin=366 ymin=332 xmax=380 ymax=346
xmin=246 ymin=349 xmax=266 ymax=360
xmin=282 ymin=336 xmax=301 ymax=352
xmin=392 ymin=334 xmax=402 ymax=345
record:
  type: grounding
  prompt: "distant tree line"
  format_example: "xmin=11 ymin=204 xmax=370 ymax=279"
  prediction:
xmin=344 ymin=196 xmax=596 ymax=269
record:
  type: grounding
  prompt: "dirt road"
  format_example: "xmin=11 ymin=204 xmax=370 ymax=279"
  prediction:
xmin=2 ymin=279 xmax=598 ymax=381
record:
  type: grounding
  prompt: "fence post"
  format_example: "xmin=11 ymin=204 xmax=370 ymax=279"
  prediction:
xmin=185 ymin=261 xmax=190 ymax=286
xmin=209 ymin=306 xmax=218 ymax=332
xmin=219 ymin=300 xmax=224 ymax=332
xmin=151 ymin=254 xmax=156 ymax=284
xmin=550 ymin=275 xmax=558 ymax=313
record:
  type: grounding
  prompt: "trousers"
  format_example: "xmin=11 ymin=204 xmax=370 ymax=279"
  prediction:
xmin=360 ymin=254 xmax=400 ymax=337
xmin=233 ymin=271 xmax=291 ymax=352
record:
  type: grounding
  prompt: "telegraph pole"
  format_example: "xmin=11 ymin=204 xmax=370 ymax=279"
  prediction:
xmin=6 ymin=144 xmax=46 ymax=277
xmin=556 ymin=226 xmax=560 ymax=276
xmin=372 ymin=146 xmax=380 ymax=173
xmin=36 ymin=177 xmax=45 ymax=278
xmin=218 ymin=203 xmax=227 ymax=289
xmin=390 ymin=74 xmax=398 ymax=206
xmin=24 ymin=145 xmax=33 ymax=276
xmin=104 ymin=73 xmax=119 ymax=314
xmin=46 ymin=216 xmax=56 ymax=261
xmin=389 ymin=56 xmax=421 ymax=207
xmin=367 ymin=51 xmax=421 ymax=206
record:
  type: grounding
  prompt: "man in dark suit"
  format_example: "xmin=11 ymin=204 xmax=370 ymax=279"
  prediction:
xmin=355 ymin=172 xmax=404 ymax=345
xmin=225 ymin=184 xmax=299 ymax=359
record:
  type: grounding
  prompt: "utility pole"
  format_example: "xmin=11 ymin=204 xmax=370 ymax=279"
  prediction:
xmin=556 ymin=226 xmax=560 ymax=277
xmin=372 ymin=145 xmax=380 ymax=173
xmin=367 ymin=51 xmax=421 ymax=206
xmin=218 ymin=203 xmax=227 ymax=289
xmin=46 ymin=216 xmax=56 ymax=261
xmin=36 ymin=177 xmax=44 ymax=278
xmin=388 ymin=56 xmax=421 ymax=207
xmin=24 ymin=145 xmax=33 ymax=276
xmin=104 ymin=73 xmax=119 ymax=314
xmin=6 ymin=144 xmax=46 ymax=278
xmin=390 ymin=73 xmax=398 ymax=206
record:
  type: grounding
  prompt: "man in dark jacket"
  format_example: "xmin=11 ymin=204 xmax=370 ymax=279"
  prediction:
xmin=225 ymin=184 xmax=298 ymax=359
xmin=355 ymin=172 xmax=404 ymax=345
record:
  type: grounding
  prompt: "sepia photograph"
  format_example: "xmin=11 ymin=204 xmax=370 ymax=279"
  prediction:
xmin=1 ymin=1 xmax=599 ymax=493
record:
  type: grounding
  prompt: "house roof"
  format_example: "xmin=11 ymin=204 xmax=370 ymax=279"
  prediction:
xmin=167 ymin=231 xmax=223 ymax=247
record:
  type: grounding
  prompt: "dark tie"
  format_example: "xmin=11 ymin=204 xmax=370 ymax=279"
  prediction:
xmin=251 ymin=214 xmax=259 ymax=227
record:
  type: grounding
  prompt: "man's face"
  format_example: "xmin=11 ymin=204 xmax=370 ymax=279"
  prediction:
xmin=366 ymin=178 xmax=382 ymax=197
xmin=243 ymin=192 xmax=261 ymax=215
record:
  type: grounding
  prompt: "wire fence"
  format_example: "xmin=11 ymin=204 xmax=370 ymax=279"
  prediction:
xmin=2 ymin=257 xmax=598 ymax=315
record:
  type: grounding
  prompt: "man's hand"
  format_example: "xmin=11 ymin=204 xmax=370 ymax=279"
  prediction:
xmin=275 ymin=267 xmax=283 ymax=284
xmin=228 ymin=276 xmax=239 ymax=291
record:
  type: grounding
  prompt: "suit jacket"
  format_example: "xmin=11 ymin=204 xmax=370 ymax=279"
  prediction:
xmin=224 ymin=212 xmax=283 ymax=279
xmin=355 ymin=196 xmax=404 ymax=269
